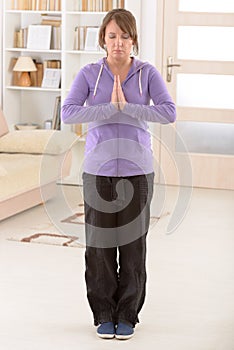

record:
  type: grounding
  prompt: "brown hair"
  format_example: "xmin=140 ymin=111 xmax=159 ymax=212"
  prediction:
xmin=99 ymin=8 xmax=139 ymax=55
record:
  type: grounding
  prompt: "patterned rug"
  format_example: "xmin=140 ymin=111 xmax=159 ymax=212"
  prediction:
xmin=7 ymin=201 xmax=169 ymax=248
xmin=8 ymin=232 xmax=85 ymax=248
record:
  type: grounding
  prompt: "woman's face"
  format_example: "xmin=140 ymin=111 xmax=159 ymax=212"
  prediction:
xmin=104 ymin=20 xmax=133 ymax=62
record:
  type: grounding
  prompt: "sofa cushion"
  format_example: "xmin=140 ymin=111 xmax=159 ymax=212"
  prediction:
xmin=0 ymin=130 xmax=78 ymax=155
xmin=0 ymin=108 xmax=9 ymax=137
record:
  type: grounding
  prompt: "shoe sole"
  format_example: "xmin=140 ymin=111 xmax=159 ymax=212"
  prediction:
xmin=115 ymin=334 xmax=134 ymax=340
xmin=97 ymin=333 xmax=115 ymax=339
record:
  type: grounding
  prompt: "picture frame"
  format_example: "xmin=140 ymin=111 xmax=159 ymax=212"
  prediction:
xmin=84 ymin=27 xmax=100 ymax=51
xmin=27 ymin=25 xmax=52 ymax=50
xmin=41 ymin=68 xmax=61 ymax=89
xmin=52 ymin=96 xmax=61 ymax=130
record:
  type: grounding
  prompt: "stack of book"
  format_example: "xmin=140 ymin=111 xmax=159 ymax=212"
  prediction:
xmin=11 ymin=0 xmax=61 ymax=11
xmin=41 ymin=14 xmax=61 ymax=49
xmin=13 ymin=14 xmax=61 ymax=50
xmin=43 ymin=59 xmax=61 ymax=70
xmin=74 ymin=0 xmax=125 ymax=12
xmin=11 ymin=0 xmax=124 ymax=11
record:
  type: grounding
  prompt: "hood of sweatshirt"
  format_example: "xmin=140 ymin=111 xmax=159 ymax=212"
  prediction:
xmin=93 ymin=57 xmax=149 ymax=97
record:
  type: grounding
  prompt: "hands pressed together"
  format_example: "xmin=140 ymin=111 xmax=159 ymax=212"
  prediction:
xmin=111 ymin=75 xmax=127 ymax=111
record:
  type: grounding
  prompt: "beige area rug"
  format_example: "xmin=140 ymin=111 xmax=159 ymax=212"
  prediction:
xmin=7 ymin=201 xmax=169 ymax=248
xmin=7 ymin=203 xmax=86 ymax=248
xmin=8 ymin=232 xmax=85 ymax=248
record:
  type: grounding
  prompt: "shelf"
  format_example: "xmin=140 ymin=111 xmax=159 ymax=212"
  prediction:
xmin=5 ymin=48 xmax=62 ymax=53
xmin=6 ymin=86 xmax=61 ymax=92
xmin=66 ymin=50 xmax=104 ymax=55
xmin=66 ymin=11 xmax=107 ymax=15
xmin=6 ymin=11 xmax=62 ymax=14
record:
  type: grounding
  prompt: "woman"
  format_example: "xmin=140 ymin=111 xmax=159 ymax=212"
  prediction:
xmin=62 ymin=8 xmax=176 ymax=340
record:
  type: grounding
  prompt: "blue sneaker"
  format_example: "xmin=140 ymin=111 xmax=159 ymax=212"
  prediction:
xmin=97 ymin=322 xmax=115 ymax=339
xmin=115 ymin=322 xmax=134 ymax=340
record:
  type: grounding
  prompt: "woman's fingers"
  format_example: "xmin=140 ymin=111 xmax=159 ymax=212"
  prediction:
xmin=111 ymin=75 xmax=119 ymax=109
xmin=111 ymin=75 xmax=127 ymax=110
xmin=116 ymin=75 xmax=126 ymax=110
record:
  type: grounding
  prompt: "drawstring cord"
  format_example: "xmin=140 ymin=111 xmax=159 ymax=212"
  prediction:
xmin=139 ymin=68 xmax=142 ymax=95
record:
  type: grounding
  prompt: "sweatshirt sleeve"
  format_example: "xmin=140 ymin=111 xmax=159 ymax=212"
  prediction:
xmin=123 ymin=66 xmax=176 ymax=124
xmin=61 ymin=68 xmax=117 ymax=124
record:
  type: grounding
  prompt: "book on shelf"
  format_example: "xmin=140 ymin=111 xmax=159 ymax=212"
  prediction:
xmin=9 ymin=57 xmax=21 ymax=86
xmin=27 ymin=25 xmax=52 ymax=50
xmin=74 ymin=26 xmax=87 ymax=51
xmin=72 ymin=0 xmax=125 ymax=12
xmin=41 ymin=14 xmax=62 ymax=26
xmin=51 ymin=26 xmax=61 ymax=49
xmin=30 ymin=61 xmax=43 ymax=87
xmin=10 ymin=0 xmax=124 ymax=11
xmin=41 ymin=68 xmax=61 ymax=89
xmin=11 ymin=0 xmax=28 ymax=10
xmin=11 ymin=0 xmax=61 ymax=11
xmin=36 ymin=62 xmax=43 ymax=86
xmin=74 ymin=26 xmax=100 ymax=51
xmin=41 ymin=19 xmax=61 ymax=26
xmin=84 ymin=27 xmax=99 ymax=51
xmin=43 ymin=59 xmax=61 ymax=69
xmin=14 ymin=27 xmax=28 ymax=48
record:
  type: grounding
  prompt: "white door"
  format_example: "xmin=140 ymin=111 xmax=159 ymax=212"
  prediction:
xmin=158 ymin=0 xmax=234 ymax=189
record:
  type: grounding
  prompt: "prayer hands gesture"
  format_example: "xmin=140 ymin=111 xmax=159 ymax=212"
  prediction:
xmin=111 ymin=75 xmax=126 ymax=111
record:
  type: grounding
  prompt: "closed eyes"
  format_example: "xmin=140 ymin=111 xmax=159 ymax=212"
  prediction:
xmin=108 ymin=33 xmax=131 ymax=39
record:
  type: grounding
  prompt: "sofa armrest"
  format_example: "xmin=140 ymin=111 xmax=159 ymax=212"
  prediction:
xmin=0 ymin=130 xmax=79 ymax=155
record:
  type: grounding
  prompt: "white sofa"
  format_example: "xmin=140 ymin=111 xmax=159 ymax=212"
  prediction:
xmin=0 ymin=108 xmax=78 ymax=221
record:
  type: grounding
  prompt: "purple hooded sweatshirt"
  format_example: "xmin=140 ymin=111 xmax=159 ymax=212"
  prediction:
xmin=61 ymin=57 xmax=176 ymax=177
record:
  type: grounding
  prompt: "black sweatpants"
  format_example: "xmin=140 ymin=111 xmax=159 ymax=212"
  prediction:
xmin=83 ymin=172 xmax=154 ymax=327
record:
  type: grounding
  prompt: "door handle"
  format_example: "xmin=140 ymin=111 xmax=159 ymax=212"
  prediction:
xmin=167 ymin=56 xmax=181 ymax=82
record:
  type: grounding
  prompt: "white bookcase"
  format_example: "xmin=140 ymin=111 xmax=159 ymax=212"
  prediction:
xmin=2 ymin=0 xmax=141 ymax=131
